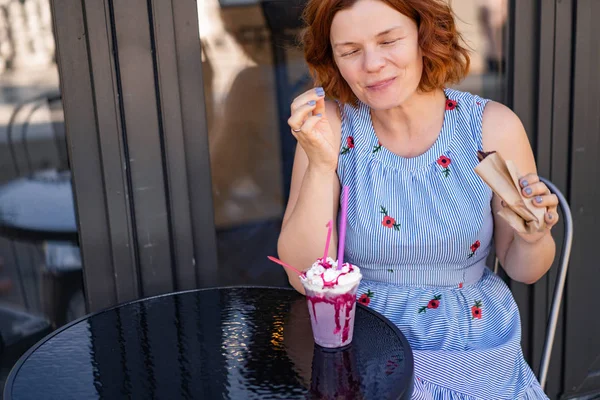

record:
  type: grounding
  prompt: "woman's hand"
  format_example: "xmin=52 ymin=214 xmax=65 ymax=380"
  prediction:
xmin=504 ymin=173 xmax=559 ymax=243
xmin=288 ymin=87 xmax=339 ymax=172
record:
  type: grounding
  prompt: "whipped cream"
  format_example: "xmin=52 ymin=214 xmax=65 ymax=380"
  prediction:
xmin=302 ymin=257 xmax=362 ymax=292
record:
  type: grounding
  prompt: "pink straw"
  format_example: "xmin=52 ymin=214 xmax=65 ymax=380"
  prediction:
xmin=337 ymin=185 xmax=349 ymax=270
xmin=267 ymin=256 xmax=305 ymax=278
xmin=323 ymin=220 xmax=333 ymax=260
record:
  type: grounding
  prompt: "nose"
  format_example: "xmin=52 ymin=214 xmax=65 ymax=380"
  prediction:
xmin=363 ymin=48 xmax=385 ymax=72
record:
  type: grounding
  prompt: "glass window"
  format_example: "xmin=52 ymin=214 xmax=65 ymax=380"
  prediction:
xmin=198 ymin=0 xmax=310 ymax=287
xmin=451 ymin=0 xmax=509 ymax=102
xmin=0 ymin=0 xmax=84 ymax=387
xmin=197 ymin=0 xmax=509 ymax=287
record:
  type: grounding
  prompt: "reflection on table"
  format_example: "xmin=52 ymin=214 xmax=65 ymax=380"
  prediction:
xmin=5 ymin=287 xmax=414 ymax=399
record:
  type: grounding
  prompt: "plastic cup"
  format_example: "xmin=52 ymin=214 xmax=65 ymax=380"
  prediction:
xmin=302 ymin=279 xmax=360 ymax=349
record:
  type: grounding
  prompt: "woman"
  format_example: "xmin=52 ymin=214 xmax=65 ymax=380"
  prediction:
xmin=277 ymin=0 xmax=557 ymax=398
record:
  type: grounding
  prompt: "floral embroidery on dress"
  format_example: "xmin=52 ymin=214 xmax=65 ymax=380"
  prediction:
xmin=445 ymin=98 xmax=458 ymax=111
xmin=358 ymin=289 xmax=374 ymax=306
xmin=380 ymin=206 xmax=400 ymax=231
xmin=437 ymin=155 xmax=451 ymax=177
xmin=419 ymin=295 xmax=442 ymax=313
xmin=341 ymin=136 xmax=355 ymax=154
xmin=373 ymin=141 xmax=383 ymax=154
xmin=468 ymin=240 xmax=481 ymax=258
xmin=471 ymin=300 xmax=483 ymax=319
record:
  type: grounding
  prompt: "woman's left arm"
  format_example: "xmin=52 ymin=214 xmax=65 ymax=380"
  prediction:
xmin=481 ymin=102 xmax=558 ymax=284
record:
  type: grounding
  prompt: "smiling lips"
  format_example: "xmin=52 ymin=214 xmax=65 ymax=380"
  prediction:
xmin=366 ymin=77 xmax=396 ymax=90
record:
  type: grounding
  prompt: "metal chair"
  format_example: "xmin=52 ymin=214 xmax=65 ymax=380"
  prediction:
xmin=1 ymin=91 xmax=83 ymax=328
xmin=6 ymin=91 xmax=66 ymax=176
xmin=493 ymin=176 xmax=573 ymax=389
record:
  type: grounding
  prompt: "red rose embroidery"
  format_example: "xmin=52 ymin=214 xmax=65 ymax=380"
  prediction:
xmin=380 ymin=206 xmax=400 ymax=231
xmin=427 ymin=299 xmax=440 ymax=309
xmin=471 ymin=300 xmax=482 ymax=319
xmin=458 ymin=282 xmax=463 ymax=289
xmin=446 ymin=99 xmax=457 ymax=110
xmin=347 ymin=136 xmax=355 ymax=148
xmin=358 ymin=289 xmax=374 ymax=306
xmin=341 ymin=136 xmax=355 ymax=154
xmin=382 ymin=216 xmax=396 ymax=227
xmin=437 ymin=155 xmax=451 ymax=167
xmin=468 ymin=240 xmax=481 ymax=258
xmin=419 ymin=294 xmax=442 ymax=313
xmin=437 ymin=155 xmax=451 ymax=177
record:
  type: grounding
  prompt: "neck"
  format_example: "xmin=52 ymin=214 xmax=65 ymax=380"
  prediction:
xmin=370 ymin=88 xmax=446 ymax=139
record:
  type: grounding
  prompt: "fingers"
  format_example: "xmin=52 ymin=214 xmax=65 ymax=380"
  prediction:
xmin=290 ymin=114 xmax=324 ymax=140
xmin=521 ymin=179 xmax=550 ymax=198
xmin=288 ymin=101 xmax=318 ymax=131
xmin=519 ymin=174 xmax=560 ymax=228
xmin=519 ymin=173 xmax=540 ymax=189
xmin=291 ymin=87 xmax=326 ymax=113
xmin=530 ymin=193 xmax=558 ymax=208
xmin=314 ymin=96 xmax=326 ymax=117
xmin=545 ymin=209 xmax=559 ymax=227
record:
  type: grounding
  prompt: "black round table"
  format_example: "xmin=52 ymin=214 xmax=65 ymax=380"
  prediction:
xmin=4 ymin=287 xmax=414 ymax=399
xmin=0 ymin=169 xmax=78 ymax=243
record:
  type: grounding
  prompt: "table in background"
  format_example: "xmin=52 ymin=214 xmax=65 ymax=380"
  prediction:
xmin=4 ymin=286 xmax=414 ymax=399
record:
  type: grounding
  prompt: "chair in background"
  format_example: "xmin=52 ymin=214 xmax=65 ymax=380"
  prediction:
xmin=1 ymin=91 xmax=84 ymax=330
xmin=493 ymin=176 xmax=573 ymax=389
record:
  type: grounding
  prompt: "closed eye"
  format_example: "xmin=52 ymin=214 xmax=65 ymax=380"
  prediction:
xmin=341 ymin=49 xmax=359 ymax=57
xmin=382 ymin=39 xmax=399 ymax=45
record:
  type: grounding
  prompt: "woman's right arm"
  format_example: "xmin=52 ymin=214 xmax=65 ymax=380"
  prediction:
xmin=277 ymin=92 xmax=342 ymax=294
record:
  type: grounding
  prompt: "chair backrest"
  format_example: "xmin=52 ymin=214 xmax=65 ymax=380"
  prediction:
xmin=6 ymin=92 xmax=66 ymax=177
xmin=493 ymin=176 xmax=573 ymax=389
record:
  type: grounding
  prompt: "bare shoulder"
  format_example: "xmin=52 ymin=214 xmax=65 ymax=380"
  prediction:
xmin=481 ymin=101 xmax=537 ymax=174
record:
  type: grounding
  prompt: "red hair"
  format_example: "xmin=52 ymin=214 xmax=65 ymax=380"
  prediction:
xmin=301 ymin=0 xmax=471 ymax=103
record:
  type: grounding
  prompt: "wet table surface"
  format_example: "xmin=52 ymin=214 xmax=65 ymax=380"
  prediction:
xmin=4 ymin=287 xmax=414 ymax=399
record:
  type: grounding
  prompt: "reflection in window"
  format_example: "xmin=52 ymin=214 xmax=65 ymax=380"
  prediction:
xmin=198 ymin=0 xmax=309 ymax=286
xmin=0 ymin=0 xmax=85 ymax=389
xmin=451 ymin=0 xmax=508 ymax=102
xmin=196 ymin=0 xmax=509 ymax=286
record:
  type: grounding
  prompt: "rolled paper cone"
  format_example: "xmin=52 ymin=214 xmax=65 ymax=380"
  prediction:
xmin=475 ymin=152 xmax=547 ymax=234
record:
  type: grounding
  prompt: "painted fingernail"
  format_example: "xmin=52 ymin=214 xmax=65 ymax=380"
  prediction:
xmin=521 ymin=179 xmax=529 ymax=187
xmin=307 ymin=100 xmax=316 ymax=106
xmin=525 ymin=187 xmax=532 ymax=195
xmin=316 ymin=87 xmax=325 ymax=96
xmin=547 ymin=213 xmax=553 ymax=220
xmin=316 ymin=113 xmax=323 ymax=117
xmin=535 ymin=196 xmax=543 ymax=203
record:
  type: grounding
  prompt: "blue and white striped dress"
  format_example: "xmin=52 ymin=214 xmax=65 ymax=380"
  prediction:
xmin=337 ymin=88 xmax=548 ymax=399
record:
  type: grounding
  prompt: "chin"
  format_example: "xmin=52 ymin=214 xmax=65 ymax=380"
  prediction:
xmin=363 ymin=91 xmax=411 ymax=111
xmin=360 ymin=82 xmax=416 ymax=110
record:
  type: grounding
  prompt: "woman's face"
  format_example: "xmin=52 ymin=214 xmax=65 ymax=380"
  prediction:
xmin=330 ymin=0 xmax=423 ymax=109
